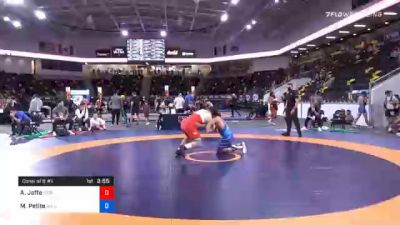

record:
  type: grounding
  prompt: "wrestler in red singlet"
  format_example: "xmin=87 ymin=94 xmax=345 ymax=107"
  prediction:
xmin=176 ymin=109 xmax=212 ymax=156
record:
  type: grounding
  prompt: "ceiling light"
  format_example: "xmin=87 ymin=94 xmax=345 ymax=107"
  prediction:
xmin=385 ymin=21 xmax=390 ymax=25
xmin=12 ymin=20 xmax=22 ymax=29
xmin=353 ymin=33 xmax=357 ymax=36
xmin=339 ymin=30 xmax=350 ymax=34
xmin=367 ymin=28 xmax=371 ymax=31
xmin=274 ymin=0 xmax=279 ymax=3
xmin=298 ymin=47 xmax=307 ymax=51
xmin=340 ymin=38 xmax=344 ymax=41
xmin=5 ymin=0 xmax=24 ymax=5
xmin=354 ymin=24 xmax=366 ymax=28
xmin=160 ymin=30 xmax=167 ymax=37
xmin=290 ymin=50 xmax=299 ymax=54
xmin=34 ymin=9 xmax=46 ymax=20
xmin=327 ymin=43 xmax=331 ymax=46
xmin=230 ymin=0 xmax=240 ymax=5
xmin=3 ymin=16 xmax=10 ymax=22
xmin=220 ymin=12 xmax=228 ymax=22
xmin=326 ymin=36 xmax=336 ymax=39
xmin=121 ymin=29 xmax=129 ymax=36
xmin=251 ymin=19 xmax=257 ymax=25
xmin=383 ymin=12 xmax=398 ymax=16
xmin=245 ymin=24 xmax=252 ymax=30
xmin=306 ymin=44 xmax=316 ymax=47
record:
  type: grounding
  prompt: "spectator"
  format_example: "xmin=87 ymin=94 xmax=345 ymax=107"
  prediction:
xmin=384 ymin=91 xmax=399 ymax=132
xmin=75 ymin=102 xmax=90 ymax=130
xmin=345 ymin=110 xmax=354 ymax=124
xmin=130 ymin=92 xmax=141 ymax=125
xmin=109 ymin=91 xmax=122 ymax=126
xmin=174 ymin=93 xmax=185 ymax=113
xmin=64 ymin=95 xmax=77 ymax=118
xmin=121 ymin=95 xmax=131 ymax=127
xmin=52 ymin=101 xmax=73 ymax=134
xmin=252 ymin=93 xmax=259 ymax=103
xmin=229 ymin=93 xmax=241 ymax=117
xmin=28 ymin=94 xmax=43 ymax=114
xmin=9 ymin=108 xmax=31 ymax=136
xmin=184 ymin=92 xmax=195 ymax=109
xmin=89 ymin=113 xmax=106 ymax=131
xmin=268 ymin=91 xmax=278 ymax=125
xmin=142 ymin=100 xmax=150 ymax=125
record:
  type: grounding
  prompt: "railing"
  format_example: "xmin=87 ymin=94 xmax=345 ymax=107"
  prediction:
xmin=370 ymin=66 xmax=400 ymax=88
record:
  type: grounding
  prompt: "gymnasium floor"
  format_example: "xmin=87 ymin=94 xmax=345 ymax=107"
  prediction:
xmin=1 ymin=119 xmax=400 ymax=225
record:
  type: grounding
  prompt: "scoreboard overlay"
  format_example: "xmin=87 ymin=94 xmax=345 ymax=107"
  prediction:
xmin=17 ymin=176 xmax=115 ymax=213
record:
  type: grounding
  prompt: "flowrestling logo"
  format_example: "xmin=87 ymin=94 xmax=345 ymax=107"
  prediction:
xmin=325 ymin=11 xmax=382 ymax=18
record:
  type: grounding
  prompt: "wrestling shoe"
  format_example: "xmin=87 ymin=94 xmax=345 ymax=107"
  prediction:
xmin=175 ymin=145 xmax=187 ymax=156
xmin=241 ymin=141 xmax=247 ymax=154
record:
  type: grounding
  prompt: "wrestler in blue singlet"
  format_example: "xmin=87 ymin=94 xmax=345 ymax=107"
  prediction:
xmin=217 ymin=123 xmax=234 ymax=151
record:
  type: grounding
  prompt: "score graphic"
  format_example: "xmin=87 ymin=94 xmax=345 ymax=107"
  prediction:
xmin=18 ymin=176 xmax=115 ymax=213
xmin=100 ymin=186 xmax=115 ymax=213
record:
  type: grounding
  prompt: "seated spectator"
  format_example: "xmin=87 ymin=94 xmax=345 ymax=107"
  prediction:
xmin=89 ymin=113 xmax=106 ymax=131
xmin=9 ymin=108 xmax=31 ymax=136
xmin=75 ymin=102 xmax=90 ymax=130
xmin=52 ymin=101 xmax=73 ymax=136
xmin=345 ymin=110 xmax=354 ymax=124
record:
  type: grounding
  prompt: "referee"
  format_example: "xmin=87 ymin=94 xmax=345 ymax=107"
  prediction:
xmin=282 ymin=83 xmax=302 ymax=137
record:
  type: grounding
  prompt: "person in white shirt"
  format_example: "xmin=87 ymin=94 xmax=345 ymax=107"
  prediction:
xmin=75 ymin=103 xmax=89 ymax=130
xmin=173 ymin=93 xmax=186 ymax=113
xmin=90 ymin=113 xmax=106 ymax=131
xmin=28 ymin=94 xmax=43 ymax=114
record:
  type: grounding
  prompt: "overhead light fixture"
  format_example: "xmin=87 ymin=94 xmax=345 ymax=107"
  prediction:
xmin=339 ymin=30 xmax=350 ymax=34
xmin=306 ymin=44 xmax=316 ymax=47
xmin=326 ymin=36 xmax=336 ymax=39
xmin=245 ymin=24 xmax=252 ymax=30
xmin=5 ymin=0 xmax=24 ymax=5
xmin=383 ymin=12 xmax=398 ymax=16
xmin=230 ymin=0 xmax=240 ymax=5
xmin=251 ymin=19 xmax=257 ymax=25
xmin=12 ymin=20 xmax=22 ymax=29
xmin=290 ymin=50 xmax=299 ymax=54
xmin=220 ymin=12 xmax=228 ymax=22
xmin=34 ymin=9 xmax=46 ymax=20
xmin=3 ymin=16 xmax=11 ymax=22
xmin=121 ymin=29 xmax=129 ymax=36
xmin=298 ymin=47 xmax=307 ymax=51
xmin=340 ymin=38 xmax=344 ymax=41
xmin=160 ymin=30 xmax=167 ymax=37
xmin=354 ymin=24 xmax=366 ymax=28
xmin=353 ymin=33 xmax=357 ymax=36
xmin=385 ymin=21 xmax=390 ymax=25
xmin=367 ymin=28 xmax=371 ymax=31
xmin=274 ymin=0 xmax=279 ymax=3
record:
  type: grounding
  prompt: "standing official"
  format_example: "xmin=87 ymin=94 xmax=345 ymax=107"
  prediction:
xmin=282 ymin=83 xmax=302 ymax=137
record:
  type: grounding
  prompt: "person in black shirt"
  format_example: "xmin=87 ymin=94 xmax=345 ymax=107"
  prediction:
xmin=63 ymin=95 xmax=77 ymax=130
xmin=282 ymin=83 xmax=302 ymax=137
xmin=230 ymin=93 xmax=241 ymax=117
xmin=130 ymin=92 xmax=141 ymax=125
